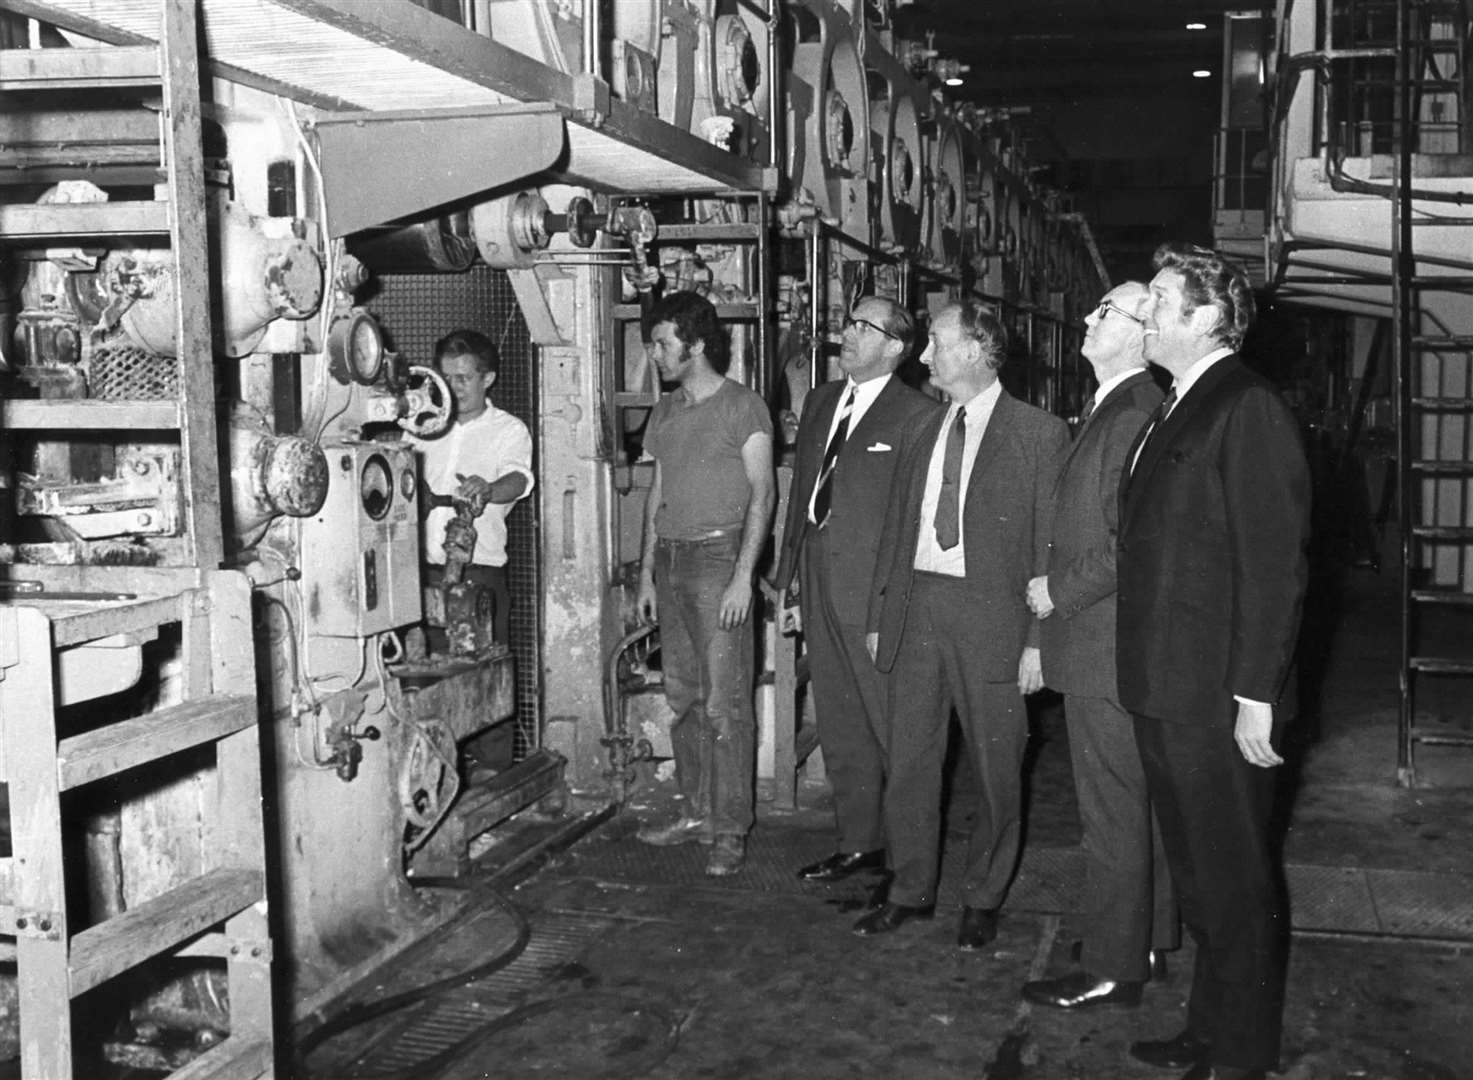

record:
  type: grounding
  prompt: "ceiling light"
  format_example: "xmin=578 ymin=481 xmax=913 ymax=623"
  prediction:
xmin=1186 ymin=21 xmax=1207 ymax=30
xmin=944 ymin=77 xmax=964 ymax=87
xmin=1193 ymin=69 xmax=1212 ymax=78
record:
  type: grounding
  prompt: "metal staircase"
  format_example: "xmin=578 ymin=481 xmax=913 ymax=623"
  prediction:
xmin=0 ymin=1 xmax=275 ymax=1075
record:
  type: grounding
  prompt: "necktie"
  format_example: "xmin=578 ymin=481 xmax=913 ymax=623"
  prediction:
xmin=1077 ymin=396 xmax=1096 ymax=426
xmin=810 ymin=386 xmax=856 ymax=527
xmin=1131 ymin=386 xmax=1178 ymax=474
xmin=934 ymin=407 xmax=966 ymax=550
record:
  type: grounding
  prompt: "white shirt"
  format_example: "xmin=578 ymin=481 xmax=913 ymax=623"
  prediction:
xmin=1170 ymin=346 xmax=1235 ymax=411
xmin=1130 ymin=346 xmax=1235 ymax=474
xmin=1091 ymin=366 xmax=1147 ymax=410
xmin=409 ymin=403 xmax=535 ymax=567
xmin=808 ymin=374 xmax=892 ymax=523
xmin=914 ymin=379 xmax=1003 ymax=576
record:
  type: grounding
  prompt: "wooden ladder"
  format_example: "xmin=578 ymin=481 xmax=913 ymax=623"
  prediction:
xmin=0 ymin=1 xmax=275 ymax=1075
xmin=0 ymin=574 xmax=274 ymax=1079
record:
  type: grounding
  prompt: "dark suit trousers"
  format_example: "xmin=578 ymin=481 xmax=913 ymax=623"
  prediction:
xmin=1133 ymin=714 xmax=1287 ymax=1071
xmin=801 ymin=531 xmax=887 ymax=852
xmin=1065 ymin=693 xmax=1177 ymax=981
xmin=883 ymin=573 xmax=1027 ymax=909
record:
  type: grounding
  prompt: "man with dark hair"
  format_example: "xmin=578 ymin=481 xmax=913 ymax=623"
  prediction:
xmin=1022 ymin=282 xmax=1178 ymax=1010
xmin=772 ymin=296 xmax=938 ymax=883
xmin=410 ymin=328 xmax=534 ymax=644
xmin=858 ymin=300 xmax=1068 ymax=943
xmin=1119 ymin=244 xmax=1310 ymax=1080
xmin=635 ymin=290 xmax=775 ymax=877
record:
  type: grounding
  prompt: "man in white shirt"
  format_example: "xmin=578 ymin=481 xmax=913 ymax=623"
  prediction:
xmin=410 ymin=329 xmax=534 ymax=646
xmin=859 ymin=301 xmax=1068 ymax=944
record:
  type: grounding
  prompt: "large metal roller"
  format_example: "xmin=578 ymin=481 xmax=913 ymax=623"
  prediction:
xmin=788 ymin=0 xmax=870 ymax=240
xmin=925 ymin=112 xmax=968 ymax=268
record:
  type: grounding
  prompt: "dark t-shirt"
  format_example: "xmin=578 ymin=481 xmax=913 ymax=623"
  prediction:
xmin=645 ymin=378 xmax=772 ymax=540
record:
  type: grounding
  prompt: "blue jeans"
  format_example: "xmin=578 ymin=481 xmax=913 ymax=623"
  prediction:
xmin=655 ymin=534 xmax=756 ymax=837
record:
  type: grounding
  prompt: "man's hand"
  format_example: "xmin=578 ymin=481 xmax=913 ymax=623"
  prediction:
xmin=1234 ymin=700 xmax=1283 ymax=767
xmin=865 ymin=632 xmax=879 ymax=663
xmin=454 ymin=472 xmax=492 ymax=514
xmin=1018 ymin=646 xmax=1044 ymax=695
xmin=636 ymin=577 xmax=658 ymax=625
xmin=1026 ymin=575 xmax=1054 ymax=618
xmin=719 ymin=577 xmax=754 ymax=630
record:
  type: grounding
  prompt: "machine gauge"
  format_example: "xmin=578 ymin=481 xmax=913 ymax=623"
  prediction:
xmin=359 ymin=453 xmax=394 ymax=521
xmin=328 ymin=309 xmax=387 ymax=385
xmin=400 ymin=468 xmax=417 ymax=501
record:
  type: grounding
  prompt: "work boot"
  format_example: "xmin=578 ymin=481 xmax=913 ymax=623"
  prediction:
xmin=705 ymin=834 xmax=746 ymax=876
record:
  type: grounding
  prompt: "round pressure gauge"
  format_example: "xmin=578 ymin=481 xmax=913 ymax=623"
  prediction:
xmin=359 ymin=453 xmax=394 ymax=521
xmin=327 ymin=308 xmax=386 ymax=386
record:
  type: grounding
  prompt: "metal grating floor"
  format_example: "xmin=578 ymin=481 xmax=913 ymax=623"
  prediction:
xmin=313 ymin=908 xmax=617 ymax=1078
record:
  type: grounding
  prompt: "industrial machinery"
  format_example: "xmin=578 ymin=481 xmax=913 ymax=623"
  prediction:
xmin=0 ymin=0 xmax=1110 ymax=1074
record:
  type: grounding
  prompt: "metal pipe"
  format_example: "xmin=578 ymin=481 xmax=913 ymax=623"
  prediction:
xmin=767 ymin=0 xmax=783 ymax=174
xmin=756 ymin=191 xmax=771 ymax=401
xmin=582 ymin=0 xmax=601 ymax=79
xmin=816 ymin=219 xmax=901 ymax=265
xmin=807 ymin=223 xmax=823 ymax=390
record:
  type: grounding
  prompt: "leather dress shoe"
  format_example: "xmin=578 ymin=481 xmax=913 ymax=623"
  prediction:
xmin=1021 ymin=969 xmax=1143 ymax=1009
xmin=1178 ymin=1064 xmax=1266 ymax=1080
xmin=797 ymin=849 xmax=886 ymax=882
xmin=957 ymin=906 xmax=999 ymax=950
xmin=1130 ymin=1030 xmax=1211 ymax=1069
xmin=852 ymin=902 xmax=935 ymax=936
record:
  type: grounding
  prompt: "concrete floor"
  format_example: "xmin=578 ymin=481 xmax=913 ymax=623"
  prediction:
xmin=305 ymin=567 xmax=1473 ymax=1080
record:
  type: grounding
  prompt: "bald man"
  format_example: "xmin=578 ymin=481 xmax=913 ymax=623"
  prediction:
xmin=1023 ymin=283 xmax=1177 ymax=1009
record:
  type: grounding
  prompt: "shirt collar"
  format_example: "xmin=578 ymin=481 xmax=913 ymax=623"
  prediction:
xmin=1172 ymin=346 xmax=1235 ymax=402
xmin=1093 ymin=366 xmax=1147 ymax=407
xmin=953 ymin=378 xmax=1002 ymax=422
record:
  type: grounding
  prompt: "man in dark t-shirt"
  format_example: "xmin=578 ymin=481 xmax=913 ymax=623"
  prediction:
xmin=634 ymin=291 xmax=775 ymax=877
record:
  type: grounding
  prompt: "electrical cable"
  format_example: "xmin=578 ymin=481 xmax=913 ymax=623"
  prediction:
xmin=294 ymin=886 xmax=681 ymax=1080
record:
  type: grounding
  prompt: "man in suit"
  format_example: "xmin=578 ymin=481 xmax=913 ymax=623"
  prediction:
xmin=773 ymin=296 xmax=938 ymax=883
xmin=857 ymin=300 xmax=1069 ymax=943
xmin=1021 ymin=282 xmax=1178 ymax=1010
xmin=1118 ymin=244 xmax=1310 ymax=1080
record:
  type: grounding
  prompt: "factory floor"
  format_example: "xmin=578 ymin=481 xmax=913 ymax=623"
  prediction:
xmin=304 ymin=565 xmax=1473 ymax=1080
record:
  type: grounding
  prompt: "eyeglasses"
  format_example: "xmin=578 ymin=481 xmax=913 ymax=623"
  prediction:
xmin=1094 ymin=299 xmax=1146 ymax=325
xmin=843 ymin=315 xmax=901 ymax=340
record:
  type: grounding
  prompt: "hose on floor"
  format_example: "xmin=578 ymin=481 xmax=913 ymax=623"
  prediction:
xmin=294 ymin=886 xmax=680 ymax=1080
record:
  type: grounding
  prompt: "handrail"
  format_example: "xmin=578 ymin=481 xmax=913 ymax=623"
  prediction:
xmin=1270 ymin=43 xmax=1473 ymax=209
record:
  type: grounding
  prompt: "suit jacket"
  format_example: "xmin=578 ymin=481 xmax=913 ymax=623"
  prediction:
xmin=1040 ymin=370 xmax=1163 ymax=698
xmin=868 ymin=388 xmax=1070 ymax=679
xmin=1116 ymin=355 xmax=1311 ymax=724
xmin=773 ymin=376 xmax=938 ymax=626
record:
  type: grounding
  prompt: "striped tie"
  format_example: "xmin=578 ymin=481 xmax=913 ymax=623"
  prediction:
xmin=810 ymin=386 xmax=856 ymax=527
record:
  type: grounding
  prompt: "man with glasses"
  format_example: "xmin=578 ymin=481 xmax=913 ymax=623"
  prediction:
xmin=1021 ymin=282 xmax=1178 ymax=1010
xmin=1118 ymin=244 xmax=1309 ymax=1080
xmin=772 ymin=296 xmax=938 ymax=883
xmin=858 ymin=300 xmax=1068 ymax=944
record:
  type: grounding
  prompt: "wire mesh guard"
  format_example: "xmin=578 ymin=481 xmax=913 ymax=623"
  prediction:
xmin=87 ymin=341 xmax=178 ymax=400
